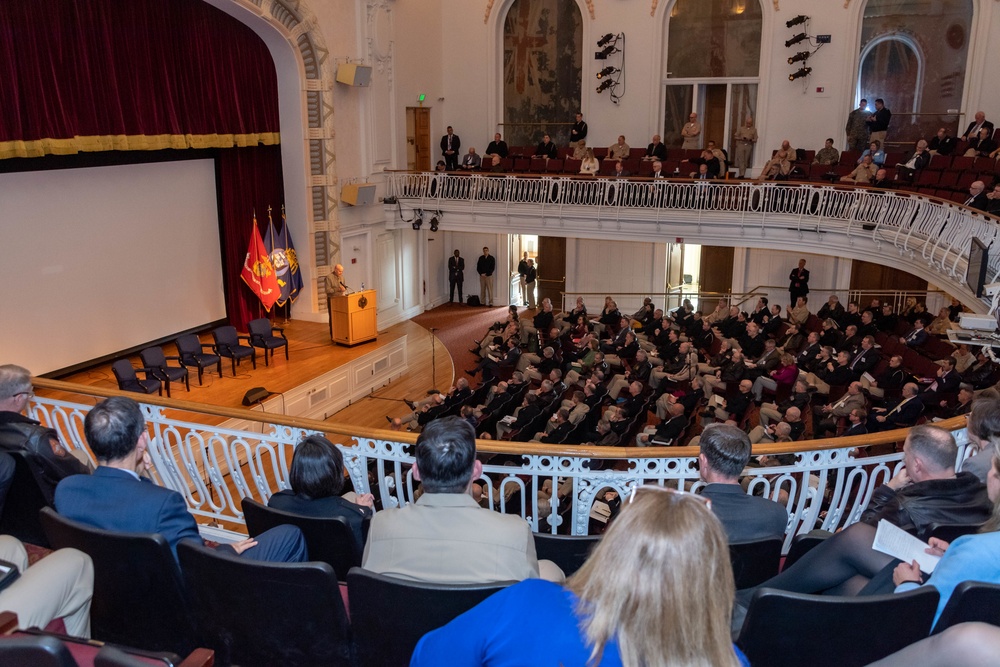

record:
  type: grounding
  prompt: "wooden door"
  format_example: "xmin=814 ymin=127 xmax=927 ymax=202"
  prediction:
xmin=704 ymin=84 xmax=727 ymax=149
xmin=850 ymin=259 xmax=928 ymax=305
xmin=537 ymin=237 xmax=567 ymax=308
xmin=413 ymin=107 xmax=431 ymax=171
xmin=699 ymin=246 xmax=734 ymax=296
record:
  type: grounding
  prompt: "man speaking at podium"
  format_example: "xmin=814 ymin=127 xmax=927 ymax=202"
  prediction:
xmin=325 ymin=263 xmax=348 ymax=297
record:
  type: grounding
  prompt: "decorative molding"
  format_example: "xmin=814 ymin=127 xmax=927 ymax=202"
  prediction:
xmin=485 ymin=0 xmax=496 ymax=24
xmin=583 ymin=0 xmax=595 ymax=20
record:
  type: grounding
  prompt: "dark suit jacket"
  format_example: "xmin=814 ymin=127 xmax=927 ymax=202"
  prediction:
xmin=880 ymin=396 xmax=924 ymax=428
xmin=651 ymin=414 xmax=688 ymax=444
xmin=440 ymin=133 xmax=460 ymax=154
xmin=645 ymin=142 xmax=667 ymax=160
xmin=965 ymin=192 xmax=989 ymax=212
xmin=448 ymin=256 xmax=465 ymax=282
xmin=55 ymin=466 xmax=203 ymax=559
xmin=268 ymin=490 xmax=372 ymax=549
xmin=849 ymin=347 xmax=880 ymax=377
xmin=902 ymin=327 xmax=928 ymax=347
xmin=699 ymin=483 xmax=788 ymax=542
xmin=534 ymin=141 xmax=557 ymax=159
xmin=962 ymin=120 xmax=995 ymax=141
xmin=485 ymin=140 xmax=508 ymax=158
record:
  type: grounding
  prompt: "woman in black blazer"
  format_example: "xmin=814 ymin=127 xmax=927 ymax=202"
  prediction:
xmin=268 ymin=436 xmax=374 ymax=549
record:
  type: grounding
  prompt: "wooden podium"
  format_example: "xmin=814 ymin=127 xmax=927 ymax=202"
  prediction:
xmin=329 ymin=290 xmax=378 ymax=345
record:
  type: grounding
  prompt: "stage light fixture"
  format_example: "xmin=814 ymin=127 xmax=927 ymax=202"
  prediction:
xmin=411 ymin=209 xmax=423 ymax=230
xmin=597 ymin=33 xmax=616 ymax=47
xmin=788 ymin=66 xmax=812 ymax=81
xmin=429 ymin=214 xmax=440 ymax=232
xmin=596 ymin=44 xmax=617 ymax=59
xmin=788 ymin=51 xmax=810 ymax=65
xmin=596 ymin=79 xmax=615 ymax=94
xmin=786 ymin=15 xmax=808 ymax=28
xmin=596 ymin=66 xmax=618 ymax=79
xmin=785 ymin=33 xmax=808 ymax=48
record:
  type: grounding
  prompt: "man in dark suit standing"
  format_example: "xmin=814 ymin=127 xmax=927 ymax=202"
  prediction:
xmin=866 ymin=98 xmax=891 ymax=147
xmin=697 ymin=423 xmax=788 ymax=542
xmin=448 ymin=249 xmax=464 ymax=304
xmin=440 ymin=126 xmax=461 ymax=170
xmin=788 ymin=258 xmax=810 ymax=307
xmin=55 ymin=397 xmax=307 ymax=563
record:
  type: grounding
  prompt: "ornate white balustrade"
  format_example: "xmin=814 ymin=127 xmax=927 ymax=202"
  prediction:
xmin=385 ymin=172 xmax=1000 ymax=312
xmin=30 ymin=380 xmax=972 ymax=553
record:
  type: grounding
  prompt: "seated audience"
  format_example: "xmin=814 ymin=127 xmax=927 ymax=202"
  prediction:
xmin=533 ymin=134 xmax=557 ymax=159
xmin=572 ymin=139 xmax=588 ymax=161
xmin=0 ymin=364 xmax=92 ymax=513
xmin=267 ymin=435 xmax=374 ymax=548
xmin=460 ymin=147 xmax=481 ymax=170
xmin=758 ymin=148 xmax=793 ymax=181
xmin=893 ymin=139 xmax=930 ymax=181
xmin=0 ymin=534 xmax=94 ymax=638
xmin=362 ymin=417 xmax=563 ymax=583
xmin=957 ymin=397 xmax=1000 ymax=482
xmin=927 ymin=127 xmax=956 ymax=156
xmin=858 ymin=140 xmax=886 ymax=166
xmin=607 ymin=135 xmax=630 ymax=161
xmin=812 ymin=138 xmax=840 ymax=166
xmin=964 ymin=126 xmax=997 ymax=157
xmin=55 ymin=396 xmax=307 ymax=563
xmin=841 ymin=153 xmax=877 ymax=184
xmin=643 ymin=134 xmax=667 ymax=161
xmin=579 ymin=148 xmax=599 ymax=175
xmin=869 ymin=623 xmax=1000 ymax=667
xmin=813 ymin=381 xmax=867 ymax=437
xmin=736 ymin=426 xmax=991 ymax=603
xmin=485 ymin=133 xmax=508 ymax=159
xmin=868 ymin=382 xmax=924 ymax=431
xmin=698 ymin=423 xmax=788 ymax=541
xmin=411 ymin=485 xmax=750 ymax=667
xmin=787 ymin=295 xmax=810 ymax=325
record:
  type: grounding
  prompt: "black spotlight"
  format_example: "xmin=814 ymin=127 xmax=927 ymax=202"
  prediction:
xmin=786 ymin=15 xmax=808 ymax=28
xmin=596 ymin=65 xmax=617 ymax=79
xmin=789 ymin=66 xmax=812 ymax=81
xmin=785 ymin=33 xmax=808 ymax=48
xmin=788 ymin=51 xmax=810 ymax=65
xmin=595 ymin=44 xmax=617 ymax=59
xmin=596 ymin=79 xmax=615 ymax=94
xmin=597 ymin=33 xmax=615 ymax=47
xmin=429 ymin=215 xmax=439 ymax=232
xmin=411 ymin=209 xmax=423 ymax=230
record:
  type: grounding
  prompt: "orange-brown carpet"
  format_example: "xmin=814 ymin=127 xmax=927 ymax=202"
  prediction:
xmin=411 ymin=303 xmax=521 ymax=385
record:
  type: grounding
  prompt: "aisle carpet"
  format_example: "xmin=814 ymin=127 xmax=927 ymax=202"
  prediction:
xmin=411 ymin=303 xmax=523 ymax=387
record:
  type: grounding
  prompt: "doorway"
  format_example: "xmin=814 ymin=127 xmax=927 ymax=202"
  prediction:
xmin=509 ymin=234 xmax=538 ymax=306
xmin=405 ymin=107 xmax=431 ymax=171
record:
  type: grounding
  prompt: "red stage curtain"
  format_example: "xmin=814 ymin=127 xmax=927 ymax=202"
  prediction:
xmin=0 ymin=0 xmax=279 ymax=159
xmin=217 ymin=146 xmax=286 ymax=331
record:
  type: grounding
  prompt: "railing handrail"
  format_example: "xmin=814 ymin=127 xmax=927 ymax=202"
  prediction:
xmin=31 ymin=377 xmax=966 ymax=459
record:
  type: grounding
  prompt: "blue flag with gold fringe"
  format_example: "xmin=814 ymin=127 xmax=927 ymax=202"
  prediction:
xmin=264 ymin=207 xmax=291 ymax=307
xmin=282 ymin=206 xmax=303 ymax=303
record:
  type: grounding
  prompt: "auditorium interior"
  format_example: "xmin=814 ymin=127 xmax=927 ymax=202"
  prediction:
xmin=4 ymin=0 xmax=1000 ymax=664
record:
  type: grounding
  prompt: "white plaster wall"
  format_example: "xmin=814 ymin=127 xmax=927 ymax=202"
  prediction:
xmin=730 ymin=247 xmax=853 ymax=313
xmin=564 ymin=238 xmax=667 ymax=314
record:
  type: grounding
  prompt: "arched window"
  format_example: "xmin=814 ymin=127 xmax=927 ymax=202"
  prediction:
xmin=858 ymin=0 xmax=972 ymax=146
xmin=502 ymin=0 xmax=582 ymax=147
xmin=663 ymin=0 xmax=762 ymax=155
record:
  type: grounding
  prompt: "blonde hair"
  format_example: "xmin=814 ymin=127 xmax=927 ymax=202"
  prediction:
xmin=568 ymin=490 xmax=738 ymax=667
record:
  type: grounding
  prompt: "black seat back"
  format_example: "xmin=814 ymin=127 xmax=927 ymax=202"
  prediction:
xmin=0 ymin=635 xmax=76 ymax=667
xmin=347 ymin=568 xmax=511 ymax=667
xmin=0 ymin=451 xmax=52 ymax=547
xmin=533 ymin=533 xmax=599 ymax=577
xmin=241 ymin=497 xmax=362 ymax=581
xmin=728 ymin=537 xmax=783 ymax=589
xmin=933 ymin=580 xmax=1000 ymax=634
xmin=737 ymin=587 xmax=940 ymax=667
xmin=38 ymin=508 xmax=196 ymax=655
xmin=177 ymin=541 xmax=353 ymax=667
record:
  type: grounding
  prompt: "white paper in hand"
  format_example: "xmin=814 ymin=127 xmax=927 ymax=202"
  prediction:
xmin=872 ymin=519 xmax=941 ymax=574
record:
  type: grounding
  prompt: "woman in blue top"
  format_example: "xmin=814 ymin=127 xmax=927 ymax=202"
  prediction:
xmin=857 ymin=139 xmax=886 ymax=166
xmin=411 ymin=486 xmax=749 ymax=667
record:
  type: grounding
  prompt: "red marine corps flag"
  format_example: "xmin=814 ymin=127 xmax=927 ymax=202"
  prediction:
xmin=240 ymin=212 xmax=280 ymax=311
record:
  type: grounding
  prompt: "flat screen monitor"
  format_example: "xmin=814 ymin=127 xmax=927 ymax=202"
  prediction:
xmin=968 ymin=237 xmax=990 ymax=298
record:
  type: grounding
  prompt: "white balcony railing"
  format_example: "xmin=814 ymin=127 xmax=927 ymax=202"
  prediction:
xmin=31 ymin=379 xmax=972 ymax=554
xmin=386 ymin=172 xmax=1000 ymax=312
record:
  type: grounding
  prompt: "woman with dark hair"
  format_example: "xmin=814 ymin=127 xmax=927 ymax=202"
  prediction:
xmin=268 ymin=435 xmax=374 ymax=548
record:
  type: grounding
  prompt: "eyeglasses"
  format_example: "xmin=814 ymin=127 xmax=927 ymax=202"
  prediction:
xmin=14 ymin=391 xmax=34 ymax=400
xmin=627 ymin=484 xmax=711 ymax=510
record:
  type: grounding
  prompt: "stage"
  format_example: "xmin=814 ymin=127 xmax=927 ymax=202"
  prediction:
xmin=46 ymin=319 xmax=454 ymax=433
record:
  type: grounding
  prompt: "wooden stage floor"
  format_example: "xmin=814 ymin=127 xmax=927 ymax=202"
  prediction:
xmin=53 ymin=319 xmax=454 ymax=432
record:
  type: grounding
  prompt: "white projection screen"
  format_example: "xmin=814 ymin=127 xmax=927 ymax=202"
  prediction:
xmin=0 ymin=159 xmax=227 ymax=375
